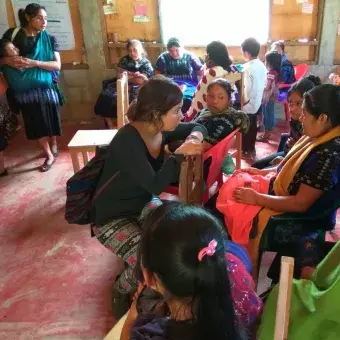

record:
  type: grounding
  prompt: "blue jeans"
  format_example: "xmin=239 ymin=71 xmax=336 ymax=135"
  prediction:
xmin=263 ymin=100 xmax=276 ymax=131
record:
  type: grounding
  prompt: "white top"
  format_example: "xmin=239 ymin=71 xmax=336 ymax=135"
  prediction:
xmin=242 ymin=59 xmax=267 ymax=114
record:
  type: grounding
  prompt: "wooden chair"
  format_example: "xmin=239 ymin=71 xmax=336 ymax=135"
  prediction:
xmin=165 ymin=129 xmax=242 ymax=205
xmin=116 ymin=72 xmax=129 ymax=129
xmin=165 ymin=71 xmax=245 ymax=204
xmin=68 ymin=129 xmax=117 ymax=173
xmin=274 ymin=256 xmax=294 ymax=340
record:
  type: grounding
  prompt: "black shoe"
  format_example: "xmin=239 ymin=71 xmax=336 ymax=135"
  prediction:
xmin=0 ymin=169 xmax=8 ymax=177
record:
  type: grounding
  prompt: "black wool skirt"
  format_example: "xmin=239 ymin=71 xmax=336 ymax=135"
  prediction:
xmin=16 ymin=87 xmax=62 ymax=140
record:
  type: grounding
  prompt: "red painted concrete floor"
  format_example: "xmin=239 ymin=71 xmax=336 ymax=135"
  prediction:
xmin=0 ymin=118 xmax=338 ymax=339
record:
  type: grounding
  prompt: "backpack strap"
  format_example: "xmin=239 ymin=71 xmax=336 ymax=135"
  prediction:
xmin=11 ymin=27 xmax=21 ymax=42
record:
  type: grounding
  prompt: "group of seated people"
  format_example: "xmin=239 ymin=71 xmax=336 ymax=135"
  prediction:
xmin=94 ymin=36 xmax=297 ymax=154
xmin=89 ymin=51 xmax=340 ymax=337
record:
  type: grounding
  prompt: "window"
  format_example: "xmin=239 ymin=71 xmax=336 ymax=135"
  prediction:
xmin=159 ymin=0 xmax=270 ymax=46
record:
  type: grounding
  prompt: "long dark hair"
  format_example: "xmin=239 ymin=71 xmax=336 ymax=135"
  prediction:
xmin=265 ymin=50 xmax=281 ymax=81
xmin=137 ymin=202 xmax=243 ymax=340
xmin=206 ymin=41 xmax=232 ymax=72
xmin=287 ymin=75 xmax=321 ymax=99
xmin=126 ymin=76 xmax=182 ymax=127
xmin=18 ymin=3 xmax=46 ymax=28
xmin=304 ymin=84 xmax=340 ymax=127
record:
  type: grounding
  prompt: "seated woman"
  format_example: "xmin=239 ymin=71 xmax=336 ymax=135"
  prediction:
xmin=94 ymin=39 xmax=153 ymax=129
xmin=252 ymin=75 xmax=321 ymax=169
xmin=155 ymin=37 xmax=203 ymax=113
xmin=120 ymin=202 xmax=262 ymax=340
xmin=90 ymin=76 xmax=207 ymax=317
xmin=231 ymin=84 xmax=340 ymax=281
xmin=186 ymin=41 xmax=237 ymax=120
xmin=194 ymin=79 xmax=249 ymax=152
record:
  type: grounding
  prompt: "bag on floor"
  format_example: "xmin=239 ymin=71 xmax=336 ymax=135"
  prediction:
xmin=65 ymin=146 xmax=117 ymax=225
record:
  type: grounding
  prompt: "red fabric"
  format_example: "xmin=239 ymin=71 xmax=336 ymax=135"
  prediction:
xmin=217 ymin=172 xmax=275 ymax=244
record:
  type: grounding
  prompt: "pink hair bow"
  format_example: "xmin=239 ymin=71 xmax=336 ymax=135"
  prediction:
xmin=198 ymin=239 xmax=218 ymax=262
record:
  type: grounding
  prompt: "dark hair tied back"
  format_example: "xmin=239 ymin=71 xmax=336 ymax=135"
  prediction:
xmin=206 ymin=41 xmax=232 ymax=72
xmin=207 ymin=78 xmax=234 ymax=102
xmin=126 ymin=76 xmax=182 ymax=128
xmin=304 ymin=84 xmax=340 ymax=127
xmin=167 ymin=37 xmax=181 ymax=50
xmin=18 ymin=3 xmax=45 ymax=28
xmin=288 ymin=74 xmax=321 ymax=99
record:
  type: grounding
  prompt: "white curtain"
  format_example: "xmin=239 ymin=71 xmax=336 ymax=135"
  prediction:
xmin=159 ymin=0 xmax=270 ymax=46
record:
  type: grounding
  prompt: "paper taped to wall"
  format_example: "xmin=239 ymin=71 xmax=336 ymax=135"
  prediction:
xmin=302 ymin=3 xmax=313 ymax=14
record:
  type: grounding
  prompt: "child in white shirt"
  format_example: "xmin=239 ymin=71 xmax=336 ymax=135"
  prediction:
xmin=240 ymin=38 xmax=266 ymax=154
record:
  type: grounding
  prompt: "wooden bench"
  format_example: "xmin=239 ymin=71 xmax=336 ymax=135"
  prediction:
xmin=68 ymin=129 xmax=117 ymax=173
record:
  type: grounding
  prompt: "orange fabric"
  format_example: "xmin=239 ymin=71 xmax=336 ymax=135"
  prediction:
xmin=216 ymin=172 xmax=275 ymax=244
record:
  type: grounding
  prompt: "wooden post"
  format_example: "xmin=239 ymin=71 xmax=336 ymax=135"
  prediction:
xmin=274 ymin=257 xmax=294 ymax=340
xmin=235 ymin=132 xmax=242 ymax=170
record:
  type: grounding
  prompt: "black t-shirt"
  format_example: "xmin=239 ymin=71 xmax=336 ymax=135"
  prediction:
xmin=91 ymin=123 xmax=207 ymax=226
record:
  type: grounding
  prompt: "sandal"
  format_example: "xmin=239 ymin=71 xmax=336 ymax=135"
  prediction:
xmin=256 ymin=134 xmax=269 ymax=142
xmin=40 ymin=157 xmax=56 ymax=172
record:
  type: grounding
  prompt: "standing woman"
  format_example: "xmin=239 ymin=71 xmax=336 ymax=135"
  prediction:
xmin=0 ymin=3 xmax=62 ymax=172
xmin=156 ymin=38 xmax=203 ymax=113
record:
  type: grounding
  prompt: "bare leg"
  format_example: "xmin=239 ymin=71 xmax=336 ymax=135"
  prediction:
xmin=50 ymin=136 xmax=58 ymax=155
xmin=104 ymin=117 xmax=116 ymax=129
xmin=37 ymin=137 xmax=54 ymax=168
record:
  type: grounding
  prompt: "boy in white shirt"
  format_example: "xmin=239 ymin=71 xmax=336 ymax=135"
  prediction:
xmin=241 ymin=38 xmax=267 ymax=154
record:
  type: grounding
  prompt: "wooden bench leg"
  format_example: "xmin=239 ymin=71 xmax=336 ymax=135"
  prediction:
xmin=70 ymin=151 xmax=80 ymax=174
xmin=82 ymin=152 xmax=89 ymax=166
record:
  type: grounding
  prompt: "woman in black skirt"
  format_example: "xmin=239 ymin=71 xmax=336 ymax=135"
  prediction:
xmin=0 ymin=3 xmax=63 ymax=172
